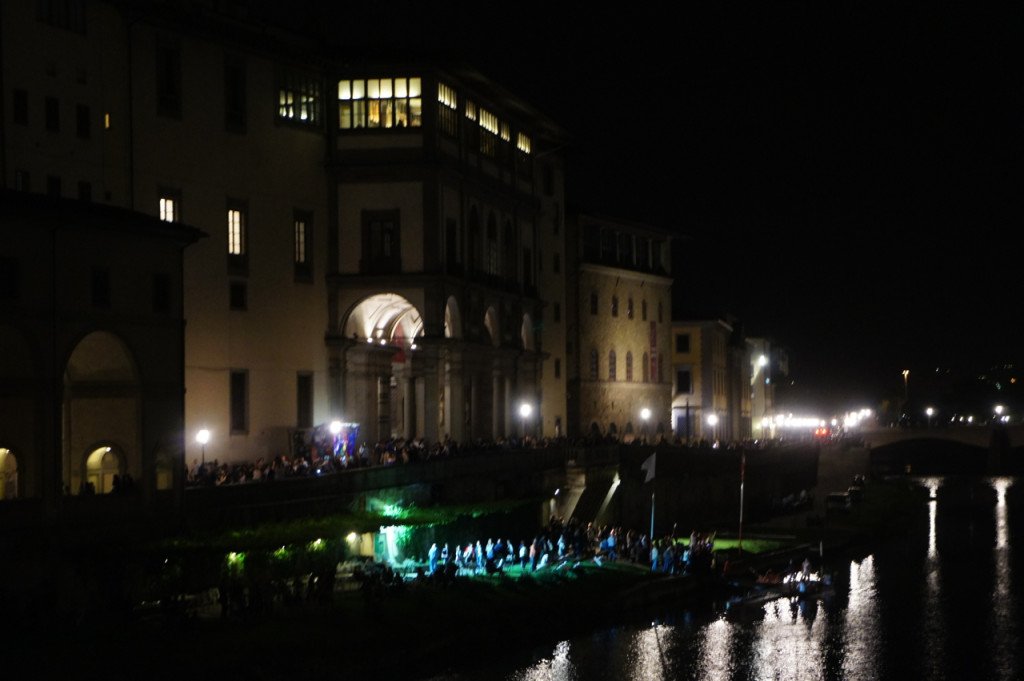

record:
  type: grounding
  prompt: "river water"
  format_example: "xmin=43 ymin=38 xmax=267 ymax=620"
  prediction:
xmin=436 ymin=476 xmax=1022 ymax=681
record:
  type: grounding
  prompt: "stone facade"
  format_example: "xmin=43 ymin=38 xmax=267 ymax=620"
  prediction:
xmin=567 ymin=214 xmax=673 ymax=439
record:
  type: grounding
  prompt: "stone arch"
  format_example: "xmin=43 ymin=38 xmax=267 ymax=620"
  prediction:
xmin=343 ymin=293 xmax=424 ymax=345
xmin=0 ymin=326 xmax=38 ymax=498
xmin=84 ymin=443 xmax=125 ymax=495
xmin=444 ymin=296 xmax=462 ymax=339
xmin=63 ymin=331 xmax=140 ymax=496
xmin=483 ymin=306 xmax=500 ymax=347
xmin=609 ymin=422 xmax=618 ymax=436
xmin=0 ymin=448 xmax=18 ymax=500
xmin=521 ymin=314 xmax=535 ymax=351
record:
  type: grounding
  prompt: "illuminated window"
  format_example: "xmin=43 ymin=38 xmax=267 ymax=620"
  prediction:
xmin=278 ymin=71 xmax=320 ymax=125
xmin=294 ymin=210 xmax=313 ymax=281
xmin=516 ymin=132 xmax=531 ymax=154
xmin=465 ymin=100 xmax=477 ymax=121
xmin=438 ymin=82 xmax=458 ymax=136
xmin=227 ymin=199 xmax=248 ymax=275
xmin=338 ymin=77 xmax=422 ymax=129
xmin=499 ymin=121 xmax=510 ymax=142
xmin=228 ymin=209 xmax=244 ymax=255
xmin=479 ymin=108 xmax=499 ymax=156
xmin=159 ymin=196 xmax=177 ymax=222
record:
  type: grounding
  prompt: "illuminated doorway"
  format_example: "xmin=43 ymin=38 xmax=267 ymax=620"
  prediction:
xmin=0 ymin=448 xmax=17 ymax=500
xmin=85 ymin=445 xmax=122 ymax=495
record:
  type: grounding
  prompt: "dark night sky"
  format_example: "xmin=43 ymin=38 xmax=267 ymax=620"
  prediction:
xmin=311 ymin=2 xmax=1023 ymax=411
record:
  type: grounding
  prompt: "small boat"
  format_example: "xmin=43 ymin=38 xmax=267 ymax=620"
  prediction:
xmin=725 ymin=570 xmax=833 ymax=620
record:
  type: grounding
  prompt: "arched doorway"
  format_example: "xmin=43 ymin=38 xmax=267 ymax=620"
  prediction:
xmin=343 ymin=294 xmax=426 ymax=441
xmin=63 ymin=331 xmax=140 ymax=496
xmin=84 ymin=445 xmax=123 ymax=495
xmin=0 ymin=448 xmax=17 ymax=500
xmin=444 ymin=296 xmax=462 ymax=339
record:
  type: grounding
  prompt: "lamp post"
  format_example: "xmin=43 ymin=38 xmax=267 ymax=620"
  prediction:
xmin=196 ymin=429 xmax=210 ymax=466
xmin=902 ymin=369 xmax=910 ymax=405
xmin=925 ymin=407 xmax=934 ymax=428
xmin=707 ymin=413 xmax=719 ymax=444
xmin=640 ymin=407 xmax=651 ymax=443
xmin=330 ymin=420 xmax=343 ymax=457
xmin=519 ymin=403 xmax=532 ymax=439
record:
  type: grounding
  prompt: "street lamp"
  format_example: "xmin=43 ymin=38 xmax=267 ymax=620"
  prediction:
xmin=925 ymin=407 xmax=934 ymax=428
xmin=195 ymin=429 xmax=210 ymax=465
xmin=519 ymin=403 xmax=532 ymax=439
xmin=640 ymin=407 xmax=651 ymax=443
xmin=902 ymin=369 xmax=910 ymax=405
xmin=995 ymin=405 xmax=1005 ymax=416
xmin=707 ymin=413 xmax=719 ymax=443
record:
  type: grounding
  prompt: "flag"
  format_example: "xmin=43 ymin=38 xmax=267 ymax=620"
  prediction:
xmin=641 ymin=452 xmax=656 ymax=483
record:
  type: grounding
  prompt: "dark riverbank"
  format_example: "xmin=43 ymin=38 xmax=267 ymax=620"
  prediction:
xmin=7 ymin=478 xmax=924 ymax=681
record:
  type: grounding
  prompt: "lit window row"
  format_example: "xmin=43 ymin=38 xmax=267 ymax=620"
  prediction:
xmin=438 ymin=82 xmax=457 ymax=109
xmin=338 ymin=77 xmax=422 ymax=129
xmin=517 ymin=132 xmax=531 ymax=154
xmin=277 ymin=72 xmax=320 ymax=125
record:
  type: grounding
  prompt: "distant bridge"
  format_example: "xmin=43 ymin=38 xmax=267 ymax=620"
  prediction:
xmin=858 ymin=424 xmax=1024 ymax=450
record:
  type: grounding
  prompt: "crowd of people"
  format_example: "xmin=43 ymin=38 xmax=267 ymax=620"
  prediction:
xmin=414 ymin=515 xmax=720 ymax=586
xmin=185 ymin=431 xmax=781 ymax=488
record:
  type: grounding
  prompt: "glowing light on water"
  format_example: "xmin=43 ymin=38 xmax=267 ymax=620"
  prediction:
xmin=991 ymin=477 xmax=1015 ymax=681
xmin=697 ymin=617 xmax=734 ymax=681
xmin=842 ymin=555 xmax=880 ymax=680
xmin=511 ymin=640 xmax=572 ymax=681
xmin=628 ymin=624 xmax=672 ymax=680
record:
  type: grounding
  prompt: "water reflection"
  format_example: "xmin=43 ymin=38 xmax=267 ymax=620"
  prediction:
xmin=696 ymin=617 xmax=733 ymax=681
xmin=751 ymin=596 xmax=826 ymax=680
xmin=842 ymin=555 xmax=879 ymax=681
xmin=489 ymin=476 xmax=1020 ymax=681
xmin=920 ymin=477 xmax=945 ymax=680
xmin=990 ymin=477 xmax=1015 ymax=681
xmin=510 ymin=640 xmax=573 ymax=681
xmin=628 ymin=625 xmax=671 ymax=680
